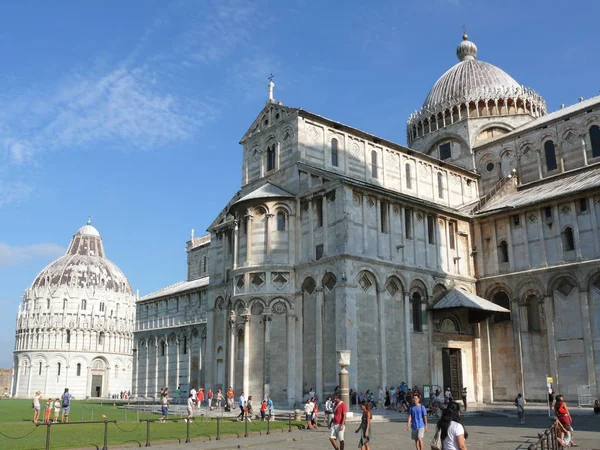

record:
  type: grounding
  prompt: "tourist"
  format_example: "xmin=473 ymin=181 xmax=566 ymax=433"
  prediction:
xmin=325 ymin=396 xmax=334 ymax=427
xmin=190 ymin=386 xmax=197 ymax=408
xmin=175 ymin=385 xmax=181 ymax=404
xmin=312 ymin=401 xmax=319 ymax=429
xmin=552 ymin=418 xmax=572 ymax=448
xmin=329 ymin=392 xmax=347 ymax=450
xmin=53 ymin=397 xmax=61 ymax=423
xmin=384 ymin=388 xmax=390 ymax=409
xmin=260 ymin=399 xmax=268 ymax=421
xmin=61 ymin=388 xmax=72 ymax=423
xmin=444 ymin=388 xmax=452 ymax=404
xmin=32 ymin=391 xmax=42 ymax=424
xmin=407 ymin=393 xmax=428 ymax=450
xmin=515 ymin=393 xmax=525 ymax=425
xmin=304 ymin=397 xmax=315 ymax=430
xmin=389 ymin=385 xmax=396 ymax=411
xmin=44 ymin=397 xmax=53 ymax=423
xmin=216 ymin=389 xmax=223 ymax=410
xmin=267 ymin=395 xmax=274 ymax=421
xmin=401 ymin=382 xmax=408 ymax=394
xmin=246 ymin=395 xmax=254 ymax=421
xmin=378 ymin=386 xmax=384 ymax=409
xmin=594 ymin=399 xmax=600 ymax=415
xmin=207 ymin=388 xmax=213 ymax=410
xmin=461 ymin=387 xmax=468 ymax=412
xmin=355 ymin=400 xmax=372 ymax=450
xmin=185 ymin=394 xmax=194 ymax=422
xmin=237 ymin=392 xmax=246 ymax=421
xmin=227 ymin=386 xmax=234 ymax=412
xmin=309 ymin=387 xmax=316 ymax=399
xmin=435 ymin=402 xmax=468 ymax=450
xmin=548 ymin=383 xmax=554 ymax=410
xmin=197 ymin=387 xmax=205 ymax=408
xmin=159 ymin=390 xmax=169 ymax=422
xmin=554 ymin=395 xmax=578 ymax=447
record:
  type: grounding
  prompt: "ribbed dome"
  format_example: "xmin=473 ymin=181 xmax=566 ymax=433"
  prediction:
xmin=31 ymin=222 xmax=132 ymax=295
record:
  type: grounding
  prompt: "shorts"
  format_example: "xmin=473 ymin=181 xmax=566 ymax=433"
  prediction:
xmin=161 ymin=406 xmax=168 ymax=416
xmin=62 ymin=406 xmax=70 ymax=415
xmin=34 ymin=406 xmax=41 ymax=411
xmin=305 ymin=413 xmax=312 ymax=421
xmin=411 ymin=428 xmax=425 ymax=440
xmin=330 ymin=423 xmax=345 ymax=441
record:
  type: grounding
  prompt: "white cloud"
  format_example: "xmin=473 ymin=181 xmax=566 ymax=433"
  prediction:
xmin=0 ymin=243 xmax=64 ymax=267
xmin=0 ymin=181 xmax=33 ymax=207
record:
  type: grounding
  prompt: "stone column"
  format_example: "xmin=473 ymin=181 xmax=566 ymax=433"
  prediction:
xmin=145 ymin=343 xmax=149 ymax=397
xmin=337 ymin=350 xmax=351 ymax=408
xmin=315 ymin=287 xmax=324 ymax=402
xmin=233 ymin=220 xmax=239 ymax=269
xmin=228 ymin=312 xmax=236 ymax=389
xmin=581 ymin=134 xmax=588 ymax=166
xmin=154 ymin=341 xmax=159 ymax=397
xmin=473 ymin=323 xmax=483 ymax=403
xmin=205 ymin=309 xmax=215 ymax=389
xmin=544 ymin=295 xmax=559 ymax=392
xmin=27 ymin=363 xmax=32 ymax=396
xmin=511 ymin=300 xmax=526 ymax=397
xmin=175 ymin=339 xmax=180 ymax=393
xmin=309 ymin=198 xmax=315 ymax=258
xmin=165 ymin=341 xmax=169 ymax=389
xmin=245 ymin=213 xmax=253 ymax=266
xmin=378 ymin=288 xmax=387 ymax=389
xmin=579 ymin=290 xmax=597 ymax=387
xmin=13 ymin=363 xmax=20 ymax=397
xmin=589 ymin=196 xmax=600 ymax=257
xmin=287 ymin=310 xmax=296 ymax=407
xmin=186 ymin=334 xmax=192 ymax=389
xmin=570 ymin=201 xmax=583 ymax=260
xmin=404 ymin=293 xmax=412 ymax=387
xmin=362 ymin=194 xmax=368 ymax=253
xmin=134 ymin=347 xmax=139 ymax=396
xmin=242 ymin=314 xmax=251 ymax=395
xmin=323 ymin=196 xmax=329 ymax=256
xmin=537 ymin=210 xmax=548 ymax=266
xmin=43 ymin=364 xmax=49 ymax=394
xmin=263 ymin=312 xmax=272 ymax=399
xmin=266 ymin=214 xmax=273 ymax=261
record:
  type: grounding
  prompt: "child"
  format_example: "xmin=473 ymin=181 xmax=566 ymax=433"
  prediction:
xmin=260 ymin=400 xmax=268 ymax=421
xmin=44 ymin=398 xmax=53 ymax=423
xmin=53 ymin=398 xmax=61 ymax=423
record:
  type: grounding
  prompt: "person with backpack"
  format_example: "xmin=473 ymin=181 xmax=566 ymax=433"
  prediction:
xmin=406 ymin=393 xmax=428 ymax=450
xmin=61 ymin=388 xmax=72 ymax=423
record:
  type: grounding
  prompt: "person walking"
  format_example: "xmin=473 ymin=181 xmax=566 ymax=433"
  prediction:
xmin=190 ymin=386 xmax=197 ymax=408
xmin=461 ymin=387 xmax=468 ymax=412
xmin=237 ymin=392 xmax=246 ymax=421
xmin=227 ymin=387 xmax=234 ymax=412
xmin=207 ymin=389 xmax=213 ymax=410
xmin=435 ymin=402 xmax=468 ymax=450
xmin=61 ymin=388 xmax=72 ymax=423
xmin=304 ymin=397 xmax=315 ymax=430
xmin=159 ymin=391 xmax=169 ymax=422
xmin=325 ymin=396 xmax=334 ymax=428
xmin=260 ymin=400 xmax=268 ymax=421
xmin=32 ymin=391 xmax=42 ymax=424
xmin=554 ymin=395 xmax=578 ymax=447
xmin=53 ymin=398 xmax=61 ymax=423
xmin=175 ymin=386 xmax=181 ymax=404
xmin=246 ymin=395 xmax=254 ymax=422
xmin=355 ymin=401 xmax=372 ymax=450
xmin=267 ymin=396 xmax=274 ymax=421
xmin=329 ymin=392 xmax=347 ymax=450
xmin=216 ymin=389 xmax=223 ymax=410
xmin=197 ymin=388 xmax=205 ymax=408
xmin=515 ymin=393 xmax=525 ymax=425
xmin=407 ymin=393 xmax=428 ymax=450
xmin=444 ymin=388 xmax=452 ymax=405
xmin=378 ymin=386 xmax=384 ymax=409
xmin=185 ymin=393 xmax=194 ymax=422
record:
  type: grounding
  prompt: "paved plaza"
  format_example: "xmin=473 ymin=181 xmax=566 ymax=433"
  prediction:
xmin=146 ymin=414 xmax=600 ymax=450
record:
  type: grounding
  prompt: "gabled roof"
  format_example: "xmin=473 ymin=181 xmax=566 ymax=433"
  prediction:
xmin=139 ymin=276 xmax=209 ymax=302
xmin=433 ymin=289 xmax=509 ymax=313
xmin=240 ymin=102 xmax=299 ymax=143
xmin=233 ymin=181 xmax=295 ymax=206
xmin=477 ymin=164 xmax=600 ymax=214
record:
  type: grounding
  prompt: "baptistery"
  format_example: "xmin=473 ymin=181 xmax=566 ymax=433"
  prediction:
xmin=12 ymin=221 xmax=136 ymax=398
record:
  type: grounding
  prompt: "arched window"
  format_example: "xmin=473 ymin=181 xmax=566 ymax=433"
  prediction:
xmin=412 ymin=292 xmax=423 ymax=332
xmin=590 ymin=125 xmax=600 ymax=158
xmin=526 ymin=296 xmax=541 ymax=332
xmin=266 ymin=144 xmax=276 ymax=172
xmin=57 ymin=362 xmax=61 ymax=376
xmin=76 ymin=363 xmax=81 ymax=376
xmin=491 ymin=291 xmax=511 ymax=322
xmin=203 ymin=256 xmax=207 ymax=273
xmin=276 ymin=211 xmax=286 ymax=231
xmin=331 ymin=138 xmax=339 ymax=167
xmin=405 ymin=164 xmax=412 ymax=189
xmin=437 ymin=172 xmax=444 ymax=199
xmin=98 ymin=332 xmax=105 ymax=346
xmin=39 ymin=362 xmax=42 ymax=375
xmin=161 ymin=341 xmax=166 ymax=356
xmin=544 ymin=140 xmax=558 ymax=171
xmin=66 ymin=330 xmax=71 ymax=344
xmin=371 ymin=150 xmax=378 ymax=179
xmin=498 ymin=240 xmax=509 ymax=264
xmin=183 ymin=336 xmax=188 ymax=355
xmin=563 ymin=227 xmax=575 ymax=251
xmin=114 ymin=365 xmax=119 ymax=378
xmin=81 ymin=299 xmax=87 ymax=310
xmin=237 ymin=329 xmax=244 ymax=360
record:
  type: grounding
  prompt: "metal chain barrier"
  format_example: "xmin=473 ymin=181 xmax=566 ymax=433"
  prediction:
xmin=113 ymin=421 xmax=143 ymax=432
xmin=0 ymin=426 xmax=40 ymax=440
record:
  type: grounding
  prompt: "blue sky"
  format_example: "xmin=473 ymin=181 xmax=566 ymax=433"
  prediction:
xmin=0 ymin=0 xmax=598 ymax=368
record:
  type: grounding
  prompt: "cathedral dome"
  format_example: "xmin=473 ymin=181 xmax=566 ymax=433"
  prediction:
xmin=31 ymin=221 xmax=132 ymax=295
xmin=407 ymin=34 xmax=546 ymax=146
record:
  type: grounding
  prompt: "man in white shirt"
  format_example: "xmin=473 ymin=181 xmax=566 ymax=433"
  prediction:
xmin=237 ymin=392 xmax=246 ymax=421
xmin=304 ymin=398 xmax=315 ymax=429
xmin=190 ymin=387 xmax=197 ymax=408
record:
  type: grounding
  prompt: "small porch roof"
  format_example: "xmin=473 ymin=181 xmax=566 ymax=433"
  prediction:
xmin=432 ymin=288 xmax=510 ymax=323
xmin=233 ymin=182 xmax=294 ymax=206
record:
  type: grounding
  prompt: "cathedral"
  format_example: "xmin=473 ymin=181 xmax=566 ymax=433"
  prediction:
xmin=18 ymin=33 xmax=600 ymax=407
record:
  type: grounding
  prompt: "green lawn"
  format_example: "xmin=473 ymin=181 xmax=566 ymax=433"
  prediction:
xmin=0 ymin=399 xmax=300 ymax=449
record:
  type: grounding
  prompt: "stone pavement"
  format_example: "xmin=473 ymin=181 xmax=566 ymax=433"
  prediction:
xmin=144 ymin=415 xmax=600 ymax=450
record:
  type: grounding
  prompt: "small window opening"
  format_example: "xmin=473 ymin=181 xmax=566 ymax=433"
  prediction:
xmin=412 ymin=292 xmax=423 ymax=332
xmin=439 ymin=142 xmax=451 ymax=160
xmin=544 ymin=140 xmax=558 ymax=171
xmin=405 ymin=208 xmax=412 ymax=238
xmin=427 ymin=216 xmax=435 ymax=244
xmin=76 ymin=363 xmax=81 ymax=376
xmin=498 ymin=240 xmax=509 ymax=263
xmin=277 ymin=211 xmax=286 ymax=231
xmin=380 ymin=202 xmax=388 ymax=233
xmin=437 ymin=172 xmax=444 ymax=199
xmin=331 ymin=138 xmax=339 ymax=167
xmin=405 ymin=164 xmax=412 ymax=189
xmin=563 ymin=227 xmax=575 ymax=251
xmin=371 ymin=150 xmax=378 ymax=179
xmin=315 ymin=198 xmax=323 ymax=227
xmin=316 ymin=244 xmax=324 ymax=260
xmin=448 ymin=221 xmax=456 ymax=249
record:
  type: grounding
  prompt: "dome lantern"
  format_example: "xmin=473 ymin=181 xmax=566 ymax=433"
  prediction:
xmin=456 ymin=34 xmax=477 ymax=61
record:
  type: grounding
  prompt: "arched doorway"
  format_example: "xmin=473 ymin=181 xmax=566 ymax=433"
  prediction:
xmin=90 ymin=359 xmax=106 ymax=398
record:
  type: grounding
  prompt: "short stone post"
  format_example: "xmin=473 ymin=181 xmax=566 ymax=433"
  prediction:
xmin=337 ymin=350 xmax=351 ymax=408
